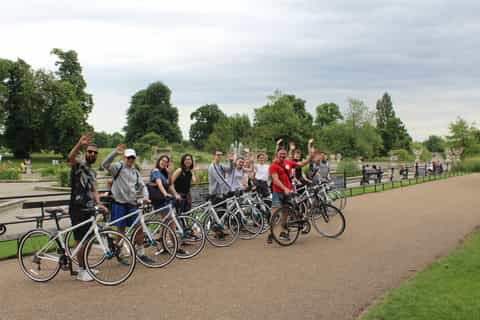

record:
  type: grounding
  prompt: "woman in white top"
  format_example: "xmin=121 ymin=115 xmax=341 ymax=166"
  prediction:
xmin=254 ymin=153 xmax=270 ymax=197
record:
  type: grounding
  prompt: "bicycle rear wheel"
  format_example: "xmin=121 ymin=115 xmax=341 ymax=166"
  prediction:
xmin=311 ymin=203 xmax=346 ymax=238
xmin=18 ymin=229 xmax=61 ymax=282
xmin=84 ymin=229 xmax=136 ymax=286
xmin=131 ymin=221 xmax=177 ymax=268
xmin=270 ymin=206 xmax=301 ymax=246
xmin=237 ymin=205 xmax=264 ymax=240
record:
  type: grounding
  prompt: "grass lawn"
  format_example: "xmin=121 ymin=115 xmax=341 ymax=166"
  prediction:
xmin=360 ymin=230 xmax=480 ymax=320
xmin=0 ymin=239 xmax=18 ymax=260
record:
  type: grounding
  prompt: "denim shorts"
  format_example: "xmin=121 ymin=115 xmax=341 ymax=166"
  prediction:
xmin=110 ymin=202 xmax=138 ymax=228
xmin=271 ymin=192 xmax=288 ymax=208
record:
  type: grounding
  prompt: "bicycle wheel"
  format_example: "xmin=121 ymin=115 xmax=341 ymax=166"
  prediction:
xmin=18 ymin=229 xmax=61 ymax=282
xmin=270 ymin=206 xmax=301 ymax=246
xmin=204 ymin=210 xmax=239 ymax=247
xmin=131 ymin=221 xmax=177 ymax=268
xmin=84 ymin=229 xmax=136 ymax=286
xmin=257 ymin=201 xmax=271 ymax=234
xmin=236 ymin=205 xmax=264 ymax=240
xmin=175 ymin=216 xmax=206 ymax=259
xmin=311 ymin=203 xmax=346 ymax=238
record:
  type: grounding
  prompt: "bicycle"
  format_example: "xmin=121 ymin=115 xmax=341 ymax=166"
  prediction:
xmin=18 ymin=207 xmax=136 ymax=286
xmin=65 ymin=203 xmax=178 ymax=268
xmin=221 ymin=191 xmax=264 ymax=240
xmin=187 ymin=198 xmax=240 ymax=247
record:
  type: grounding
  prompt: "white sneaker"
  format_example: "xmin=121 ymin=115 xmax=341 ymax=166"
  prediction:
xmin=76 ymin=269 xmax=94 ymax=282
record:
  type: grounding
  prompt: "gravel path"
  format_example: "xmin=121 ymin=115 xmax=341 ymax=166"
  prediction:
xmin=1 ymin=174 xmax=479 ymax=320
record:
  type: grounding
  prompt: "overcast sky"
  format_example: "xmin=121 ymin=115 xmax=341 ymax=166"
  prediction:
xmin=1 ymin=0 xmax=479 ymax=141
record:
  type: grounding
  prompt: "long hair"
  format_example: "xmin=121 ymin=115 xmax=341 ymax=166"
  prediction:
xmin=155 ymin=155 xmax=170 ymax=176
xmin=180 ymin=153 xmax=194 ymax=171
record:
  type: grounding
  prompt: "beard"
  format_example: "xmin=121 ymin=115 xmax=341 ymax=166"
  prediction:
xmin=86 ymin=156 xmax=96 ymax=165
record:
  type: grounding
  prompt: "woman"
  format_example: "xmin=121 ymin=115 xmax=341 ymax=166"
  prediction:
xmin=254 ymin=153 xmax=270 ymax=197
xmin=149 ymin=155 xmax=173 ymax=211
xmin=293 ymin=149 xmax=312 ymax=188
xmin=171 ymin=154 xmax=198 ymax=214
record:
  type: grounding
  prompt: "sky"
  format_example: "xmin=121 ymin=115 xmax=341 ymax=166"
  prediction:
xmin=1 ymin=0 xmax=479 ymax=141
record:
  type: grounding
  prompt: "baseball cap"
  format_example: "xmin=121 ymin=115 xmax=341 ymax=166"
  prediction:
xmin=124 ymin=149 xmax=137 ymax=158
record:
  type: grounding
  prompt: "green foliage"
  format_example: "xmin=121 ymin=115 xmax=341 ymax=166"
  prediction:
xmin=133 ymin=132 xmax=168 ymax=158
xmin=315 ymin=102 xmax=343 ymax=127
xmin=0 ymin=167 xmax=20 ymax=180
xmin=40 ymin=166 xmax=58 ymax=177
xmin=389 ymin=149 xmax=415 ymax=162
xmin=93 ymin=131 xmax=124 ymax=148
xmin=336 ymin=159 xmax=361 ymax=177
xmin=253 ymin=91 xmax=313 ymax=154
xmin=452 ymin=157 xmax=480 ymax=173
xmin=423 ymin=135 xmax=446 ymax=153
xmin=189 ymin=104 xmax=226 ymax=149
xmin=57 ymin=168 xmax=71 ymax=187
xmin=125 ymin=82 xmax=182 ymax=144
xmin=196 ymin=169 xmax=209 ymax=184
xmin=205 ymin=114 xmax=252 ymax=152
xmin=375 ymin=92 xmax=412 ymax=155
xmin=447 ymin=117 xmax=480 ymax=157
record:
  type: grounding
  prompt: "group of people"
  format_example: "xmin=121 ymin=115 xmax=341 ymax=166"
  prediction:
xmin=67 ymin=133 xmax=331 ymax=281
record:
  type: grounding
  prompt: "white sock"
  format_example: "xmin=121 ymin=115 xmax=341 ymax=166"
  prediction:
xmin=137 ymin=247 xmax=145 ymax=256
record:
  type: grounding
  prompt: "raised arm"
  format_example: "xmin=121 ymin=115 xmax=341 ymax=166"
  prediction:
xmin=221 ymin=153 xmax=234 ymax=173
xmin=68 ymin=133 xmax=93 ymax=166
xmin=102 ymin=144 xmax=125 ymax=175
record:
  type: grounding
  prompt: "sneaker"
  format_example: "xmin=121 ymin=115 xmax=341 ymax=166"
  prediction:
xmin=117 ymin=257 xmax=130 ymax=266
xmin=139 ymin=255 xmax=156 ymax=264
xmin=267 ymin=234 xmax=273 ymax=244
xmin=76 ymin=269 xmax=94 ymax=282
xmin=176 ymin=248 xmax=190 ymax=255
xmin=279 ymin=232 xmax=290 ymax=241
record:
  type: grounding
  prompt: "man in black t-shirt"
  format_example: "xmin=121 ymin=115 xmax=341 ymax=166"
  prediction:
xmin=68 ymin=133 xmax=107 ymax=282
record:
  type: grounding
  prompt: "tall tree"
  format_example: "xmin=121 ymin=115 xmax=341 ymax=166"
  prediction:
xmin=314 ymin=103 xmax=343 ymax=127
xmin=51 ymin=48 xmax=93 ymax=114
xmin=0 ymin=59 xmax=13 ymax=136
xmin=447 ymin=117 xmax=479 ymax=156
xmin=3 ymin=59 xmax=44 ymax=157
xmin=124 ymin=82 xmax=182 ymax=144
xmin=189 ymin=104 xmax=226 ymax=149
xmin=423 ymin=135 xmax=446 ymax=153
xmin=375 ymin=92 xmax=412 ymax=154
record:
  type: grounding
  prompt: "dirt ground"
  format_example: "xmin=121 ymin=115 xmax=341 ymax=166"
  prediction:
xmin=1 ymin=174 xmax=479 ymax=320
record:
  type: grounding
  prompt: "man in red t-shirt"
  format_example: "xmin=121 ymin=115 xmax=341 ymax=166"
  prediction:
xmin=268 ymin=144 xmax=312 ymax=243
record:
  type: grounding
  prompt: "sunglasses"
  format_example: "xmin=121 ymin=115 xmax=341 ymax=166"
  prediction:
xmin=87 ymin=150 xmax=98 ymax=155
xmin=127 ymin=156 xmax=136 ymax=160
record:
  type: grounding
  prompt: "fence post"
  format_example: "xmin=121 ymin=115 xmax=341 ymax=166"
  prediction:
xmin=343 ymin=169 xmax=347 ymax=189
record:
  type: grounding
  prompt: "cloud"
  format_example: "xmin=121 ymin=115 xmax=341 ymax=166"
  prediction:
xmin=1 ymin=0 xmax=479 ymax=140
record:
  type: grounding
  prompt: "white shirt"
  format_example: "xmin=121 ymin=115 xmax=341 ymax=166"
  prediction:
xmin=255 ymin=164 xmax=269 ymax=182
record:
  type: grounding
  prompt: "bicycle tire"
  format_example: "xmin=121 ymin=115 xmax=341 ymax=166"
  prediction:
xmin=174 ymin=216 xmax=206 ymax=259
xmin=84 ymin=229 xmax=136 ymax=286
xmin=236 ymin=205 xmax=264 ymax=240
xmin=311 ymin=203 xmax=346 ymax=238
xmin=270 ymin=206 xmax=301 ymax=246
xmin=204 ymin=209 xmax=239 ymax=247
xmin=18 ymin=229 xmax=61 ymax=283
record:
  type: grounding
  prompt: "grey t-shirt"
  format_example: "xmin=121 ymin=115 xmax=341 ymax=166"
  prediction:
xmin=228 ymin=168 xmax=245 ymax=192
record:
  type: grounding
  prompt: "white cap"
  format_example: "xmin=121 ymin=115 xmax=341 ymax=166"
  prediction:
xmin=124 ymin=149 xmax=136 ymax=158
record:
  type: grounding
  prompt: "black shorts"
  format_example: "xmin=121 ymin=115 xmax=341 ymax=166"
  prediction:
xmin=69 ymin=205 xmax=92 ymax=241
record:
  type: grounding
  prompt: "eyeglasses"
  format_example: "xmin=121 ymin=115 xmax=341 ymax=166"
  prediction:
xmin=87 ymin=150 xmax=98 ymax=155
xmin=215 ymin=153 xmax=223 ymax=157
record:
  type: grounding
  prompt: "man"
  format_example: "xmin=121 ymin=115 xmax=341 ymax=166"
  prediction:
xmin=102 ymin=144 xmax=151 ymax=264
xmin=68 ymin=133 xmax=107 ymax=282
xmin=208 ymin=150 xmax=234 ymax=203
xmin=227 ymin=157 xmax=248 ymax=192
xmin=307 ymin=151 xmax=331 ymax=185
xmin=268 ymin=142 xmax=312 ymax=243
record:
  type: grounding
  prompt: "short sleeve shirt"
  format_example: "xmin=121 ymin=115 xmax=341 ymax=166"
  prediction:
xmin=150 ymin=169 xmax=169 ymax=191
xmin=269 ymin=159 xmax=298 ymax=193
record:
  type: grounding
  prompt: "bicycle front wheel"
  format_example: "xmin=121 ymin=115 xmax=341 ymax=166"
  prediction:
xmin=18 ymin=229 xmax=61 ymax=282
xmin=270 ymin=206 xmax=301 ymax=246
xmin=175 ymin=216 xmax=206 ymax=259
xmin=311 ymin=204 xmax=346 ymax=238
xmin=237 ymin=205 xmax=264 ymax=240
xmin=131 ymin=221 xmax=177 ymax=268
xmin=204 ymin=210 xmax=239 ymax=247
xmin=84 ymin=229 xmax=136 ymax=286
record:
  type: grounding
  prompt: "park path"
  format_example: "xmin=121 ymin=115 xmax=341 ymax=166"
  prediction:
xmin=1 ymin=174 xmax=479 ymax=320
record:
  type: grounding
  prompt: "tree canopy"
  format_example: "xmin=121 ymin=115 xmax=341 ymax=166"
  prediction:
xmin=189 ymin=104 xmax=226 ymax=149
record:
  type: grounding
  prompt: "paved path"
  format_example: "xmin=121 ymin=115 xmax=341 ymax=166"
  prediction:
xmin=1 ymin=174 xmax=479 ymax=320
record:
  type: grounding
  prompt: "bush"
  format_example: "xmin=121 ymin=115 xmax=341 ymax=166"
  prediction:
xmin=196 ymin=169 xmax=209 ymax=184
xmin=390 ymin=149 xmax=415 ymax=162
xmin=0 ymin=167 xmax=20 ymax=180
xmin=40 ymin=167 xmax=58 ymax=177
xmin=336 ymin=159 xmax=361 ymax=177
xmin=452 ymin=157 xmax=480 ymax=173
xmin=57 ymin=168 xmax=71 ymax=187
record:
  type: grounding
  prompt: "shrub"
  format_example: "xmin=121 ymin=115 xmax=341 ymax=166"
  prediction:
xmin=336 ymin=159 xmax=361 ymax=177
xmin=0 ymin=168 xmax=20 ymax=180
xmin=40 ymin=167 xmax=58 ymax=177
xmin=389 ymin=149 xmax=415 ymax=162
xmin=452 ymin=157 xmax=480 ymax=173
xmin=57 ymin=168 xmax=71 ymax=187
xmin=196 ymin=169 xmax=209 ymax=184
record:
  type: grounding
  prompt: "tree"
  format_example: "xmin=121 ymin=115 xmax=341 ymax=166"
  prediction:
xmin=51 ymin=48 xmax=93 ymax=114
xmin=133 ymin=132 xmax=168 ymax=157
xmin=0 ymin=59 xmax=13 ymax=135
xmin=3 ymin=59 xmax=44 ymax=158
xmin=253 ymin=92 xmax=313 ymax=154
xmin=124 ymin=82 xmax=182 ymax=144
xmin=447 ymin=117 xmax=480 ymax=156
xmin=205 ymin=114 xmax=252 ymax=152
xmin=375 ymin=92 xmax=412 ymax=155
xmin=189 ymin=104 xmax=226 ymax=149
xmin=423 ymin=135 xmax=446 ymax=153
xmin=315 ymin=103 xmax=343 ymax=127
